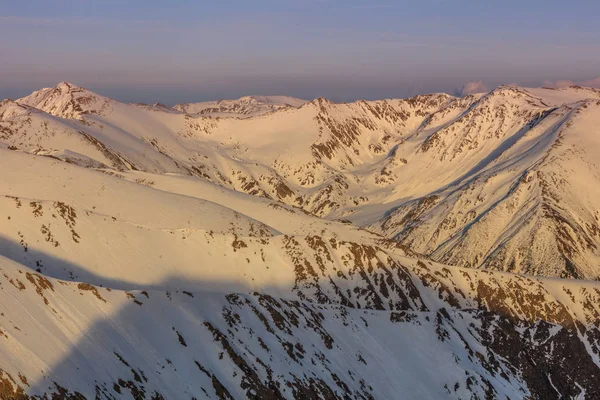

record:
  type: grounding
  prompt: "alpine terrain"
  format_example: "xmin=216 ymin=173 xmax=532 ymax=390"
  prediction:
xmin=1 ymin=82 xmax=600 ymax=399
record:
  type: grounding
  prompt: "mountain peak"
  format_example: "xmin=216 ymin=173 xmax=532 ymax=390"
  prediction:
xmin=16 ymin=81 xmax=112 ymax=118
xmin=307 ymin=96 xmax=334 ymax=109
xmin=54 ymin=81 xmax=81 ymax=92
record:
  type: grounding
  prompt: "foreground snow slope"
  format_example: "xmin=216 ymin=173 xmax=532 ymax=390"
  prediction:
xmin=1 ymin=148 xmax=600 ymax=398
xmin=3 ymin=252 xmax=600 ymax=400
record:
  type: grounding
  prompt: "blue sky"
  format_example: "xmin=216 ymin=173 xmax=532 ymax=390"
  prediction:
xmin=1 ymin=0 xmax=599 ymax=103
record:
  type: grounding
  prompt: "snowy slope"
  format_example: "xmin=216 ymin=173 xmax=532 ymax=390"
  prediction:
xmin=6 ymin=82 xmax=600 ymax=279
xmin=3 ymin=252 xmax=600 ymax=400
xmin=2 ymin=127 xmax=600 ymax=398
xmin=368 ymin=88 xmax=600 ymax=279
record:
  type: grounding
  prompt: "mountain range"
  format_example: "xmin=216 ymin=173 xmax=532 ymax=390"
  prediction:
xmin=1 ymin=82 xmax=600 ymax=399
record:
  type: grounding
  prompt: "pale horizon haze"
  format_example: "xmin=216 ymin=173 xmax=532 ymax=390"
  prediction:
xmin=1 ymin=0 xmax=599 ymax=104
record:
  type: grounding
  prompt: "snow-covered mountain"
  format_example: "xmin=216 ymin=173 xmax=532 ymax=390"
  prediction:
xmin=173 ymin=95 xmax=307 ymax=118
xmin=15 ymin=81 xmax=114 ymax=119
xmin=2 ymin=82 xmax=600 ymax=398
xmin=4 ymin=82 xmax=600 ymax=279
xmin=367 ymin=87 xmax=600 ymax=279
xmin=2 ymin=149 xmax=600 ymax=399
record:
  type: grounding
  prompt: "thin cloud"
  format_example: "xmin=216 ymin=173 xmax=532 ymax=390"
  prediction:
xmin=350 ymin=4 xmax=399 ymax=9
xmin=542 ymin=77 xmax=600 ymax=88
xmin=0 ymin=16 xmax=174 ymax=28
xmin=460 ymin=81 xmax=488 ymax=96
xmin=0 ymin=16 xmax=58 ymax=27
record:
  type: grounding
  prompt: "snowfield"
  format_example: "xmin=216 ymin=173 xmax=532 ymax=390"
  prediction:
xmin=1 ymin=82 xmax=600 ymax=399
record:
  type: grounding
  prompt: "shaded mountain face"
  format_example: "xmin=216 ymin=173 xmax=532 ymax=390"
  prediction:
xmin=2 ymin=248 xmax=600 ymax=400
xmin=2 ymin=83 xmax=600 ymax=399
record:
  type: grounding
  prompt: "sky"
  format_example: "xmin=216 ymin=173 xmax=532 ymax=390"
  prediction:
xmin=1 ymin=0 xmax=599 ymax=104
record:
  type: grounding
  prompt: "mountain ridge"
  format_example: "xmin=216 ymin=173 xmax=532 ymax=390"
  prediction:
xmin=7 ymin=81 xmax=600 ymax=279
xmin=2 ymin=82 xmax=600 ymax=397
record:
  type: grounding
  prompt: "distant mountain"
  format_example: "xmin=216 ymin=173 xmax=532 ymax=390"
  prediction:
xmin=174 ymin=95 xmax=307 ymax=117
xmin=16 ymin=81 xmax=114 ymax=119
